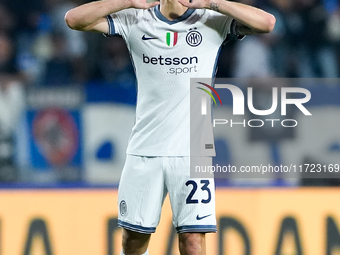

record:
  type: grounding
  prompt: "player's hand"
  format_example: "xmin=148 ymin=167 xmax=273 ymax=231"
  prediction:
xmin=128 ymin=0 xmax=160 ymax=9
xmin=178 ymin=0 xmax=214 ymax=10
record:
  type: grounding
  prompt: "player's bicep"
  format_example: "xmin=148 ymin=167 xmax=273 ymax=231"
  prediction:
xmin=83 ymin=17 xmax=109 ymax=34
xmin=234 ymin=20 xmax=263 ymax=35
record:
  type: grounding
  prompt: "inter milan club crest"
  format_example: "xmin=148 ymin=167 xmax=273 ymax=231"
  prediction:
xmin=186 ymin=30 xmax=202 ymax=47
xmin=166 ymin=32 xmax=178 ymax=47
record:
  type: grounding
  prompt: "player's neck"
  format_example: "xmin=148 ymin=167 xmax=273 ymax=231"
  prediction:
xmin=160 ymin=0 xmax=189 ymax=21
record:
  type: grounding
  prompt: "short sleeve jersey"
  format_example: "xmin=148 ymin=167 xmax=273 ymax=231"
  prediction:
xmin=106 ymin=6 xmax=234 ymax=156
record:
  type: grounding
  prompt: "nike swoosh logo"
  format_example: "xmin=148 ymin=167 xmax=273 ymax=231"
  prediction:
xmin=142 ymin=35 xmax=157 ymax=40
xmin=196 ymin=214 xmax=212 ymax=220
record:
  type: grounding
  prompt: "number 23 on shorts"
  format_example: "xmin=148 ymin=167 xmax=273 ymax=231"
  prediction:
xmin=185 ymin=180 xmax=212 ymax=204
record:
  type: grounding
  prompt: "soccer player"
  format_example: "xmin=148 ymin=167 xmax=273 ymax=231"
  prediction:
xmin=65 ymin=0 xmax=275 ymax=254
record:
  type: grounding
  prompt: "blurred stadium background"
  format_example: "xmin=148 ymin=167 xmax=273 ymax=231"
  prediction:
xmin=0 ymin=0 xmax=340 ymax=254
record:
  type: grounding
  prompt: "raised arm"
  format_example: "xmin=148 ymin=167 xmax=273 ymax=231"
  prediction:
xmin=178 ymin=0 xmax=276 ymax=35
xmin=65 ymin=0 xmax=160 ymax=33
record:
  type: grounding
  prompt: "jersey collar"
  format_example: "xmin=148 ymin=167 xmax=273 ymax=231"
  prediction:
xmin=154 ymin=5 xmax=195 ymax=25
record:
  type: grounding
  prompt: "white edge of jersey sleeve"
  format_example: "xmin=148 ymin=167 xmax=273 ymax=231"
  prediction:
xmin=104 ymin=9 xmax=139 ymax=40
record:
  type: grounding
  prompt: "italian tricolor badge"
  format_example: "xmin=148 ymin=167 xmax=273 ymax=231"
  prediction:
xmin=166 ymin=32 xmax=178 ymax=47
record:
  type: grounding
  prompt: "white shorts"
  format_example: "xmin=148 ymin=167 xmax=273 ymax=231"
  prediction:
xmin=117 ymin=155 xmax=216 ymax=234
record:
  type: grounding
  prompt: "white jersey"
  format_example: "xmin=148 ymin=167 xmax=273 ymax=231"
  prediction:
xmin=106 ymin=6 xmax=234 ymax=156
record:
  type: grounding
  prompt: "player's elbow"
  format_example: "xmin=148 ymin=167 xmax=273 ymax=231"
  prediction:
xmin=64 ymin=10 xmax=82 ymax=30
xmin=65 ymin=10 xmax=76 ymax=29
xmin=250 ymin=13 xmax=276 ymax=34
xmin=263 ymin=14 xmax=276 ymax=33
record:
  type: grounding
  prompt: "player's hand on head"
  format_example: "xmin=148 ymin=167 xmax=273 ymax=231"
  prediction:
xmin=129 ymin=0 xmax=160 ymax=9
xmin=178 ymin=0 xmax=212 ymax=10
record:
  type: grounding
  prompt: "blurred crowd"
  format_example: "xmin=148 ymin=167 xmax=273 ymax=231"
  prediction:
xmin=0 ymin=0 xmax=339 ymax=182
xmin=219 ymin=0 xmax=340 ymax=78
xmin=0 ymin=0 xmax=138 ymax=89
xmin=270 ymin=0 xmax=340 ymax=78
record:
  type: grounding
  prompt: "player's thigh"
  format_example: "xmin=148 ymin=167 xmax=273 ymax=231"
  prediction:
xmin=165 ymin=157 xmax=216 ymax=233
xmin=118 ymin=155 xmax=166 ymax=233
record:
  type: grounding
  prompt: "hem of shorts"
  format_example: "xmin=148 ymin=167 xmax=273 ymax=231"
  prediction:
xmin=176 ymin=225 xmax=217 ymax=233
xmin=118 ymin=220 xmax=156 ymax=234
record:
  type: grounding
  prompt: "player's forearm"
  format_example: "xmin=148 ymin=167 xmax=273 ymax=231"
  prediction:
xmin=65 ymin=0 xmax=130 ymax=31
xmin=209 ymin=0 xmax=276 ymax=34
